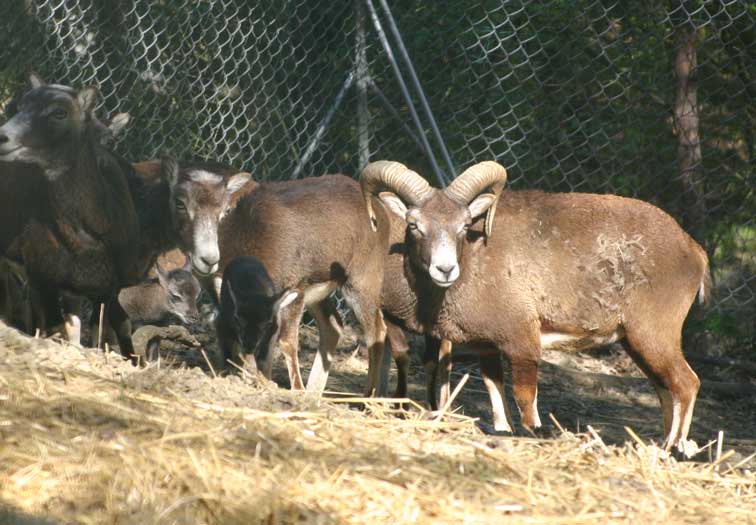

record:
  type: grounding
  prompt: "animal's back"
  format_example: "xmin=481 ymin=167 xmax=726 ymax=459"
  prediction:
xmin=480 ymin=190 xmax=708 ymax=333
xmin=219 ymin=175 xmax=385 ymax=289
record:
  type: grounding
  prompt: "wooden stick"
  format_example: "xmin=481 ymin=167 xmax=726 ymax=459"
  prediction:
xmin=715 ymin=430 xmax=724 ymax=464
xmin=200 ymin=348 xmax=217 ymax=379
xmin=587 ymin=425 xmax=609 ymax=453
xmin=624 ymin=426 xmax=647 ymax=450
xmin=433 ymin=373 xmax=469 ymax=422
xmin=549 ymin=413 xmax=567 ymax=435
xmin=97 ymin=302 xmax=105 ymax=350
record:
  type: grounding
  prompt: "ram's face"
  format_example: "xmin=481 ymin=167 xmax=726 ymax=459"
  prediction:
xmin=0 ymin=79 xmax=96 ymax=177
xmin=403 ymin=194 xmax=472 ymax=288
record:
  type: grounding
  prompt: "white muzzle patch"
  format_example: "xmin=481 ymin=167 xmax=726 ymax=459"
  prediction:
xmin=191 ymin=214 xmax=220 ymax=275
xmin=0 ymin=119 xmax=28 ymax=160
xmin=428 ymin=232 xmax=460 ymax=287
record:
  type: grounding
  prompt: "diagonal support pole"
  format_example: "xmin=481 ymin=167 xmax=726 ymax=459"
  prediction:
xmin=292 ymin=71 xmax=355 ymax=179
xmin=365 ymin=0 xmax=448 ymax=187
xmin=378 ymin=0 xmax=456 ymax=185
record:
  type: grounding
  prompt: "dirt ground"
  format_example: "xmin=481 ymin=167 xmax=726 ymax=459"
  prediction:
xmin=2 ymin=319 xmax=756 ymax=524
xmin=158 ymin=316 xmax=756 ymax=465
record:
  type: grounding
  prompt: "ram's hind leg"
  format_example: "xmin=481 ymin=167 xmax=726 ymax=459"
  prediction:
xmin=306 ymin=296 xmax=342 ymax=392
xmin=342 ymin=286 xmax=387 ymax=397
xmin=276 ymin=294 xmax=306 ymax=390
xmin=385 ymin=321 xmax=409 ymax=399
xmin=622 ymin=327 xmax=700 ymax=454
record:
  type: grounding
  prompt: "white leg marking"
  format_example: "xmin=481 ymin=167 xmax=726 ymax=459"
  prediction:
xmin=481 ymin=374 xmax=513 ymax=433
xmin=663 ymin=398 xmax=682 ymax=451
xmin=64 ymin=313 xmax=81 ymax=345
xmin=532 ymin=389 xmax=542 ymax=429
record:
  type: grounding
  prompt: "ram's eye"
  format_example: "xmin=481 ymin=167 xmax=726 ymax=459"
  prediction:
xmin=51 ymin=108 xmax=68 ymax=120
xmin=408 ymin=223 xmax=422 ymax=235
xmin=175 ymin=199 xmax=187 ymax=212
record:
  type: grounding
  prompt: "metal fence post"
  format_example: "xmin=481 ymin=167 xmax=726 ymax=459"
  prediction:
xmin=365 ymin=0 xmax=448 ymax=187
xmin=378 ymin=0 xmax=456 ymax=184
xmin=355 ymin=0 xmax=371 ymax=170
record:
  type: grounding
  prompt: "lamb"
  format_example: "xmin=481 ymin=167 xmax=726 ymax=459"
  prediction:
xmin=216 ymin=256 xmax=300 ymax=383
xmin=361 ymin=160 xmax=710 ymax=454
xmin=117 ymin=259 xmax=201 ymax=328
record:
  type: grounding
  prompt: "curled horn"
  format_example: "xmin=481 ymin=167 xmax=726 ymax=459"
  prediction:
xmin=445 ymin=161 xmax=508 ymax=238
xmin=360 ymin=160 xmax=433 ymax=231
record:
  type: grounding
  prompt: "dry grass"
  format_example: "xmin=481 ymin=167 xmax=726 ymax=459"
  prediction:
xmin=1 ymin=324 xmax=755 ymax=525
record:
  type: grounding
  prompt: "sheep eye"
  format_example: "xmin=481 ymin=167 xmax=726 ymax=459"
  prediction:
xmin=51 ymin=108 xmax=68 ymax=120
xmin=175 ymin=199 xmax=187 ymax=212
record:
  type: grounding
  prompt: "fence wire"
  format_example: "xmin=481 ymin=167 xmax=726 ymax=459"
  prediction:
xmin=1 ymin=1 xmax=753 ymax=349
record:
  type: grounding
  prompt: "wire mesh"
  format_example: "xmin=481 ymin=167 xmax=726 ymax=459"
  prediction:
xmin=0 ymin=0 xmax=753 ymax=348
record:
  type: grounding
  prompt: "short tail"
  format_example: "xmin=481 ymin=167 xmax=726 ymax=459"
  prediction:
xmin=695 ymin=245 xmax=712 ymax=306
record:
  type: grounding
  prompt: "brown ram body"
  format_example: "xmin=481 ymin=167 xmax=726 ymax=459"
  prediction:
xmin=363 ymin=160 xmax=710 ymax=454
xmin=209 ymin=174 xmax=390 ymax=394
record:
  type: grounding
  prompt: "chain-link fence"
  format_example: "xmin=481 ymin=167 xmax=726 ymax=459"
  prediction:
xmin=1 ymin=1 xmax=753 ymax=350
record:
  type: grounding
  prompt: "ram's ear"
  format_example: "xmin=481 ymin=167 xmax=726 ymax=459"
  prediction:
xmin=467 ymin=193 xmax=497 ymax=220
xmin=161 ymin=155 xmax=180 ymax=188
xmin=155 ymin=260 xmax=170 ymax=288
xmin=29 ymin=71 xmax=46 ymax=88
xmin=226 ymin=172 xmax=252 ymax=194
xmin=107 ymin=113 xmax=131 ymax=138
xmin=378 ymin=192 xmax=408 ymax=221
xmin=181 ymin=253 xmax=192 ymax=272
xmin=76 ymin=86 xmax=99 ymax=114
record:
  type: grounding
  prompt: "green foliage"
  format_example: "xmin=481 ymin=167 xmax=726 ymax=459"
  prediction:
xmin=0 ymin=0 xmax=753 ymax=345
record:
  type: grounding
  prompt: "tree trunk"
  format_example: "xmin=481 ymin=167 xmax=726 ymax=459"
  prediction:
xmin=674 ymin=25 xmax=707 ymax=243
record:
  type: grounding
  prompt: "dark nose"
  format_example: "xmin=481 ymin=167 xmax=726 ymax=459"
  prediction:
xmin=436 ymin=264 xmax=455 ymax=276
xmin=0 ymin=133 xmax=8 ymax=145
xmin=200 ymin=255 xmax=218 ymax=267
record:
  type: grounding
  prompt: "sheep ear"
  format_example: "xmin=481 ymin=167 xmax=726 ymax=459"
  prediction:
xmin=272 ymin=290 xmax=300 ymax=328
xmin=29 ymin=72 xmax=45 ymax=88
xmin=162 ymin=156 xmax=180 ymax=188
xmin=226 ymin=172 xmax=252 ymax=194
xmin=155 ymin=260 xmax=169 ymax=287
xmin=467 ymin=193 xmax=497 ymax=220
xmin=378 ymin=192 xmax=408 ymax=221
xmin=77 ymin=86 xmax=99 ymax=114
xmin=274 ymin=290 xmax=299 ymax=315
xmin=227 ymin=282 xmax=240 ymax=314
xmin=107 ymin=113 xmax=131 ymax=138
